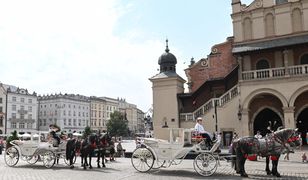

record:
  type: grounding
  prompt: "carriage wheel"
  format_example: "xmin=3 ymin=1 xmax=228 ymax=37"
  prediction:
xmin=42 ymin=150 xmax=56 ymax=168
xmin=152 ymin=159 xmax=165 ymax=169
xmin=4 ymin=146 xmax=19 ymax=167
xmin=131 ymin=147 xmax=154 ymax=172
xmin=193 ymin=153 xmax=217 ymax=177
xmin=26 ymin=155 xmax=39 ymax=165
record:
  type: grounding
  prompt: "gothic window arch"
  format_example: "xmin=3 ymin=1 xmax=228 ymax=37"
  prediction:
xmin=243 ymin=17 xmax=252 ymax=40
xmin=300 ymin=53 xmax=308 ymax=65
xmin=292 ymin=8 xmax=302 ymax=32
xmin=256 ymin=59 xmax=270 ymax=70
xmin=265 ymin=13 xmax=275 ymax=37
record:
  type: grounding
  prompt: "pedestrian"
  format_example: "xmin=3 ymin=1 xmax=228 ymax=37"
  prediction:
xmin=302 ymin=152 xmax=307 ymax=163
xmin=109 ymin=137 xmax=115 ymax=161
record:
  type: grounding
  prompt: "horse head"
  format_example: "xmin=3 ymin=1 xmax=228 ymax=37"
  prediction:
xmin=273 ymin=128 xmax=301 ymax=147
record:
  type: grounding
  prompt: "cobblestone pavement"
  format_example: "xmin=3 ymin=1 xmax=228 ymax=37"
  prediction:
xmin=0 ymin=148 xmax=307 ymax=180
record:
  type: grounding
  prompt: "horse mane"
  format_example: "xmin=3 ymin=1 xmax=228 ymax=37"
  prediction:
xmin=273 ymin=128 xmax=295 ymax=141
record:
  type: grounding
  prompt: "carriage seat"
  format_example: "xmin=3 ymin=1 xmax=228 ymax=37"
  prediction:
xmin=191 ymin=131 xmax=205 ymax=143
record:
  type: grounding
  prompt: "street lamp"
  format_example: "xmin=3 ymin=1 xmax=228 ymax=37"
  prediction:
xmin=237 ymin=104 xmax=242 ymax=121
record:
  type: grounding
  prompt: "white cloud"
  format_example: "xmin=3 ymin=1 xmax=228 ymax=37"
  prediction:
xmin=0 ymin=0 xmax=187 ymax=111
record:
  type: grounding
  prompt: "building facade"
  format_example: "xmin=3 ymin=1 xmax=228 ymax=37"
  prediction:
xmin=38 ymin=94 xmax=90 ymax=133
xmin=90 ymin=96 xmax=106 ymax=131
xmin=0 ymin=83 xmax=7 ymax=135
xmin=151 ymin=0 xmax=308 ymax=146
xmin=6 ymin=86 xmax=38 ymax=135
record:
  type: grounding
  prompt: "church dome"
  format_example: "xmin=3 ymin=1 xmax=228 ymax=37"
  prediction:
xmin=158 ymin=39 xmax=177 ymax=73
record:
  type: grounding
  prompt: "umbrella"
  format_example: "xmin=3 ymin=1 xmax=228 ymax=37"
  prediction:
xmin=33 ymin=134 xmax=40 ymax=138
xmin=73 ymin=132 xmax=82 ymax=137
xmin=20 ymin=133 xmax=31 ymax=138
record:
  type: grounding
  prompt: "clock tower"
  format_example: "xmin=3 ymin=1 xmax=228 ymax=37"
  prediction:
xmin=149 ymin=40 xmax=186 ymax=139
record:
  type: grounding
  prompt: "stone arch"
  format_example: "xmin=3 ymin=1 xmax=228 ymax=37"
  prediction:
xmin=265 ymin=13 xmax=275 ymax=37
xmin=256 ymin=58 xmax=270 ymax=69
xmin=289 ymin=85 xmax=308 ymax=106
xmin=292 ymin=8 xmax=303 ymax=32
xmin=242 ymin=88 xmax=288 ymax=109
xmin=250 ymin=106 xmax=284 ymax=127
xmin=294 ymin=104 xmax=308 ymax=121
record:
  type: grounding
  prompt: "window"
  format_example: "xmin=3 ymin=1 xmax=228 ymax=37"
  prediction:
xmin=0 ymin=98 xmax=2 ymax=103
xmin=276 ymin=0 xmax=287 ymax=5
xmin=19 ymin=123 xmax=25 ymax=129
xmin=256 ymin=59 xmax=270 ymax=69
xmin=21 ymin=98 xmax=25 ymax=103
xmin=64 ymin=118 xmax=67 ymax=126
xmin=12 ymin=113 xmax=16 ymax=119
xmin=39 ymin=119 xmax=42 ymax=126
xmin=20 ymin=105 xmax=24 ymax=110
xmin=0 ymin=117 xmax=3 ymax=126
xmin=265 ymin=13 xmax=275 ymax=37
xmin=63 ymin=110 xmax=66 ymax=116
xmin=68 ymin=119 xmax=72 ymax=126
xmin=28 ymin=99 xmax=32 ymax=103
xmin=243 ymin=17 xmax=252 ymax=40
xmin=20 ymin=114 xmax=24 ymax=119
xmin=300 ymin=53 xmax=308 ymax=64
xmin=12 ymin=96 xmax=16 ymax=102
xmin=78 ymin=119 xmax=81 ymax=126
xmin=27 ymin=123 xmax=32 ymax=129
xmin=55 ymin=110 xmax=57 ymax=115
xmin=73 ymin=119 xmax=76 ymax=126
xmin=292 ymin=8 xmax=302 ymax=32
xmin=28 ymin=106 xmax=32 ymax=112
xmin=11 ymin=122 xmax=16 ymax=128
xmin=28 ymin=114 xmax=32 ymax=119
xmin=0 ymin=106 xmax=2 ymax=113
xmin=43 ymin=119 xmax=46 ymax=126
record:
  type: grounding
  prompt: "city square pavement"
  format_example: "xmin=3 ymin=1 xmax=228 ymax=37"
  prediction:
xmin=0 ymin=147 xmax=307 ymax=180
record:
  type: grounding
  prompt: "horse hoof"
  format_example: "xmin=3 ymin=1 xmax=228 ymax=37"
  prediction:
xmin=89 ymin=166 xmax=93 ymax=169
xmin=103 ymin=165 xmax=106 ymax=168
xmin=98 ymin=165 xmax=101 ymax=168
xmin=273 ymin=172 xmax=281 ymax=177
xmin=266 ymin=170 xmax=271 ymax=175
xmin=241 ymin=173 xmax=248 ymax=177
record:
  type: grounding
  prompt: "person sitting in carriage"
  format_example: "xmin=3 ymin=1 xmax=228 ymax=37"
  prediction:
xmin=49 ymin=124 xmax=61 ymax=147
xmin=194 ymin=117 xmax=215 ymax=149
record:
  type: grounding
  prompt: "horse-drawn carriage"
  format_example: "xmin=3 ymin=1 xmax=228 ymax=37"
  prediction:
xmin=4 ymin=132 xmax=73 ymax=168
xmin=131 ymin=128 xmax=225 ymax=176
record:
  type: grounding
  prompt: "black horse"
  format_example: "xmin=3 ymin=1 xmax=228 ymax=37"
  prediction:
xmin=66 ymin=138 xmax=77 ymax=168
xmin=231 ymin=128 xmax=300 ymax=177
xmin=80 ymin=134 xmax=97 ymax=169
xmin=96 ymin=133 xmax=112 ymax=168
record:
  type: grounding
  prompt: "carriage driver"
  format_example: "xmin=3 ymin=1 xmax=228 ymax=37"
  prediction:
xmin=194 ymin=117 xmax=214 ymax=149
xmin=49 ymin=124 xmax=61 ymax=147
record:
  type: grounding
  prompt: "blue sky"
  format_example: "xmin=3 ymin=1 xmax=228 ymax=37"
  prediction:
xmin=0 ymin=0 xmax=253 ymax=112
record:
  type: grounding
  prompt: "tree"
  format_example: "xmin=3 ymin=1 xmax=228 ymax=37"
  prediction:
xmin=107 ymin=111 xmax=129 ymax=137
xmin=83 ymin=126 xmax=92 ymax=138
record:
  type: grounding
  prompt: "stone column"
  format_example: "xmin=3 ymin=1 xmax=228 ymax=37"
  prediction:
xmin=240 ymin=108 xmax=250 ymax=136
xmin=283 ymin=50 xmax=289 ymax=76
xmin=283 ymin=106 xmax=295 ymax=128
xmin=237 ymin=56 xmax=243 ymax=81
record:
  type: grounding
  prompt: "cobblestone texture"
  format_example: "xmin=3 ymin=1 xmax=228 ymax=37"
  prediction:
xmin=0 ymin=148 xmax=307 ymax=180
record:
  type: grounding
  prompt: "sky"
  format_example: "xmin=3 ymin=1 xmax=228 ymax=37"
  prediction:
xmin=0 ymin=0 xmax=254 ymax=112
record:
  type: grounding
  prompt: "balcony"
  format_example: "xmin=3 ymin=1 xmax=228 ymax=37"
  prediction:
xmin=242 ymin=64 xmax=308 ymax=81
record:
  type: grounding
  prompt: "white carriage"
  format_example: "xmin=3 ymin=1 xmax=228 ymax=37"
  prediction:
xmin=4 ymin=132 xmax=70 ymax=168
xmin=131 ymin=128 xmax=222 ymax=176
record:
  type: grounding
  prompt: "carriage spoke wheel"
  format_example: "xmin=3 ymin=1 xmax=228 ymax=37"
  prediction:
xmin=152 ymin=159 xmax=165 ymax=169
xmin=26 ymin=155 xmax=39 ymax=165
xmin=4 ymin=146 xmax=19 ymax=167
xmin=131 ymin=147 xmax=154 ymax=172
xmin=193 ymin=153 xmax=217 ymax=177
xmin=42 ymin=150 xmax=56 ymax=168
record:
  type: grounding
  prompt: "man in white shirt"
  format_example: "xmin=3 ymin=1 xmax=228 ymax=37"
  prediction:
xmin=194 ymin=117 xmax=213 ymax=149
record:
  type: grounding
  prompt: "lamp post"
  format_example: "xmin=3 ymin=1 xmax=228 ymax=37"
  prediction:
xmin=214 ymin=99 xmax=218 ymax=132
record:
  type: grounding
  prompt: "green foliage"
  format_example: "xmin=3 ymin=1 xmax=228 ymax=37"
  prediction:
xmin=107 ymin=111 xmax=129 ymax=137
xmin=6 ymin=130 xmax=19 ymax=148
xmin=83 ymin=126 xmax=92 ymax=138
